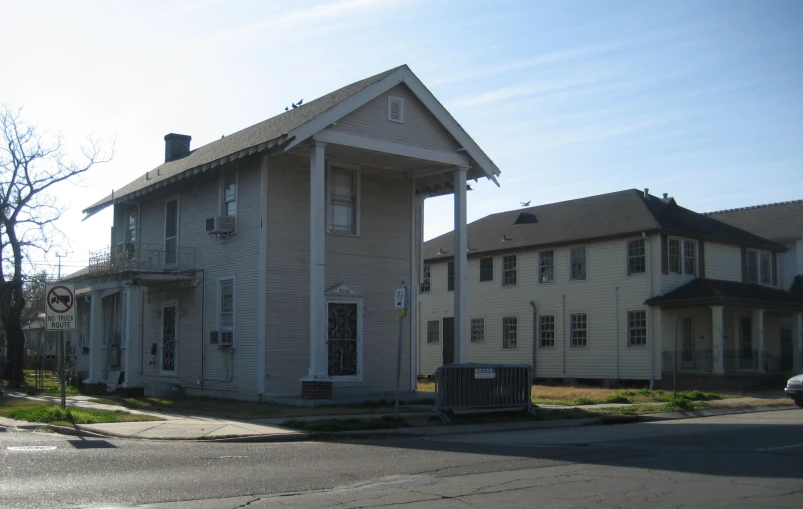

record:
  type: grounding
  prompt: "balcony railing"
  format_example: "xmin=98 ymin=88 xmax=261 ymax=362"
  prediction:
xmin=724 ymin=349 xmax=759 ymax=371
xmin=88 ymin=242 xmax=195 ymax=276
xmin=662 ymin=350 xmax=713 ymax=372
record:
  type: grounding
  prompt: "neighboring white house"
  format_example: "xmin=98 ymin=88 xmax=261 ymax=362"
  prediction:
xmin=418 ymin=189 xmax=803 ymax=386
xmin=65 ymin=65 xmax=500 ymax=401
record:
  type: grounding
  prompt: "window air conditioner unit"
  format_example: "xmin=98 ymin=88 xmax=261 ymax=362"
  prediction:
xmin=205 ymin=216 xmax=235 ymax=234
xmin=117 ymin=242 xmax=135 ymax=255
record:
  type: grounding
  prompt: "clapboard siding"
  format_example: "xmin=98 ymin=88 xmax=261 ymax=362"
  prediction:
xmin=119 ymin=156 xmax=262 ymax=398
xmin=419 ymin=235 xmax=660 ymax=380
xmin=264 ymin=155 xmax=414 ymax=397
xmin=704 ymin=242 xmax=742 ymax=282
xmin=778 ymin=240 xmax=799 ymax=291
xmin=328 ymin=84 xmax=460 ymax=153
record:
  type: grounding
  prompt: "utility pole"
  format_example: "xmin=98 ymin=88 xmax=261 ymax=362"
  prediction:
xmin=56 ymin=253 xmax=65 ymax=280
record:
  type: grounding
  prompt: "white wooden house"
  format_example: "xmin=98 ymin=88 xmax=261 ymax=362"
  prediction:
xmin=418 ymin=190 xmax=803 ymax=386
xmin=67 ymin=65 xmax=500 ymax=401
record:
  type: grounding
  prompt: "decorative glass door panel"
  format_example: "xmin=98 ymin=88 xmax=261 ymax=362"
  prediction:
xmin=161 ymin=305 xmax=177 ymax=374
xmin=327 ymin=302 xmax=358 ymax=377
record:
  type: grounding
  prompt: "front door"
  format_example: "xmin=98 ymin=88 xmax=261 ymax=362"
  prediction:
xmin=740 ymin=317 xmax=753 ymax=369
xmin=443 ymin=317 xmax=455 ymax=365
xmin=781 ymin=328 xmax=793 ymax=371
xmin=160 ymin=302 xmax=178 ymax=375
xmin=327 ymin=301 xmax=360 ymax=378
xmin=681 ymin=317 xmax=694 ymax=368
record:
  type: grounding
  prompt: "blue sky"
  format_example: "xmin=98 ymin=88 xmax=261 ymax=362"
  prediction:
xmin=1 ymin=0 xmax=801 ymax=276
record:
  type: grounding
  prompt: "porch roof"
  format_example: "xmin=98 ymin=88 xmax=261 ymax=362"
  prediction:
xmin=646 ymin=278 xmax=803 ymax=311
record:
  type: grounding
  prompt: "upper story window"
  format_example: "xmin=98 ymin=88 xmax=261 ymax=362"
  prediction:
xmin=479 ymin=257 xmax=494 ymax=282
xmin=627 ymin=239 xmax=646 ymax=275
xmin=218 ymin=278 xmax=235 ymax=346
xmin=669 ymin=239 xmax=696 ymax=276
xmin=747 ymin=249 xmax=772 ymax=284
xmin=539 ymin=250 xmax=554 ymax=283
xmin=165 ymin=199 xmax=179 ymax=266
xmin=420 ymin=265 xmax=431 ymax=293
xmin=570 ymin=247 xmax=586 ymax=281
xmin=447 ymin=262 xmax=454 ymax=292
xmin=222 ymin=172 xmax=237 ymax=217
xmin=125 ymin=209 xmax=136 ymax=243
xmin=503 ymin=255 xmax=517 ymax=286
xmin=327 ymin=165 xmax=359 ymax=235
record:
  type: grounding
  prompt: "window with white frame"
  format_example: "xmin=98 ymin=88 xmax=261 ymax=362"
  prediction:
xmin=668 ymin=239 xmax=681 ymax=274
xmin=125 ymin=208 xmax=136 ymax=243
xmin=222 ymin=172 xmax=237 ymax=217
xmin=503 ymin=255 xmax=517 ymax=286
xmin=471 ymin=318 xmax=485 ymax=343
xmin=420 ymin=265 xmax=431 ymax=293
xmin=570 ymin=247 xmax=586 ymax=280
xmin=503 ymin=316 xmax=518 ymax=349
xmin=218 ymin=279 xmax=234 ymax=346
xmin=628 ymin=310 xmax=647 ymax=347
xmin=746 ymin=249 xmax=771 ymax=284
xmin=327 ymin=165 xmax=358 ymax=234
xmin=683 ymin=240 xmax=696 ymax=276
xmin=479 ymin=257 xmax=494 ymax=282
xmin=627 ymin=239 xmax=646 ymax=275
xmin=539 ymin=315 xmax=555 ymax=347
xmin=427 ymin=320 xmax=439 ymax=343
xmin=570 ymin=313 xmax=587 ymax=347
xmin=539 ymin=250 xmax=554 ymax=283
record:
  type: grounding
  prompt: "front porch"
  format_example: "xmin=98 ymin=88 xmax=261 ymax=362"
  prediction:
xmin=649 ymin=279 xmax=803 ymax=380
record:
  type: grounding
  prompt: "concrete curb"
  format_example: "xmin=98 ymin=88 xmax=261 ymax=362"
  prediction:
xmin=637 ymin=404 xmax=797 ymax=422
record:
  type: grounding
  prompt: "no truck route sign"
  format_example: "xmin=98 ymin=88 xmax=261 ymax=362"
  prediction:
xmin=45 ymin=284 xmax=77 ymax=331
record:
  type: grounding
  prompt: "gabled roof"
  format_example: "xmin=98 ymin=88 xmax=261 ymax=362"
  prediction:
xmin=704 ymin=199 xmax=803 ymax=241
xmin=646 ymin=278 xmax=803 ymax=311
xmin=83 ymin=65 xmax=500 ymax=219
xmin=424 ymin=189 xmax=783 ymax=262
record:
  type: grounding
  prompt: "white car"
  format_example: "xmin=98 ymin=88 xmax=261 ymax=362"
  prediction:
xmin=785 ymin=374 xmax=803 ymax=407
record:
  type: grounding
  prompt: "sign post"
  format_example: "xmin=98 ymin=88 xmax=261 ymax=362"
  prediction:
xmin=394 ymin=283 xmax=410 ymax=418
xmin=45 ymin=284 xmax=77 ymax=409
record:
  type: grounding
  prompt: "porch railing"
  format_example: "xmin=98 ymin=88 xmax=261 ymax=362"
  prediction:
xmin=88 ymin=242 xmax=195 ymax=276
xmin=662 ymin=350 xmax=713 ymax=372
xmin=724 ymin=349 xmax=758 ymax=371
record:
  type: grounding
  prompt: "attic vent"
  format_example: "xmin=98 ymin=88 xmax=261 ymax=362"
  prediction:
xmin=513 ymin=212 xmax=538 ymax=225
xmin=388 ymin=96 xmax=404 ymax=123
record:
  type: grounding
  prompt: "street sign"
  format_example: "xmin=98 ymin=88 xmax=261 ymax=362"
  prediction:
xmin=394 ymin=286 xmax=408 ymax=318
xmin=45 ymin=283 xmax=76 ymax=331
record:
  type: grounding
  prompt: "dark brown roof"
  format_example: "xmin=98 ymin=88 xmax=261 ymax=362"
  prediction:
xmin=424 ymin=189 xmax=783 ymax=262
xmin=83 ymin=66 xmax=402 ymax=217
xmin=646 ymin=278 xmax=803 ymax=311
xmin=704 ymin=200 xmax=803 ymax=241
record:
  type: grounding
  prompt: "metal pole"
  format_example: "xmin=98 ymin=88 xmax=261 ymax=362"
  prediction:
xmin=673 ymin=316 xmax=678 ymax=399
xmin=60 ymin=331 xmax=66 ymax=409
xmin=395 ymin=315 xmax=403 ymax=418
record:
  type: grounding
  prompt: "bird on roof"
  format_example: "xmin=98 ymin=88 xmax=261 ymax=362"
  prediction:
xmin=520 ymin=201 xmax=531 ymax=207
xmin=297 ymin=99 xmax=303 ymax=105
xmin=285 ymin=107 xmax=288 ymax=111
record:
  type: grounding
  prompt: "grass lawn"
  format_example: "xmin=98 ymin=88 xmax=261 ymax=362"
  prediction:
xmin=87 ymin=395 xmax=426 ymax=420
xmin=15 ymin=370 xmax=80 ymax=397
xmin=0 ymin=398 xmax=161 ymax=427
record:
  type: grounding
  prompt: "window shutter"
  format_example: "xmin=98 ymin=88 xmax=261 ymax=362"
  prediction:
xmin=660 ymin=233 xmax=668 ymax=275
xmin=772 ymin=251 xmax=778 ymax=287
xmin=698 ymin=239 xmax=705 ymax=278
xmin=740 ymin=247 xmax=747 ymax=283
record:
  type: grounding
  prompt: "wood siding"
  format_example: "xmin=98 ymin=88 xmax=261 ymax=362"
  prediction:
xmin=704 ymin=242 xmax=743 ymax=282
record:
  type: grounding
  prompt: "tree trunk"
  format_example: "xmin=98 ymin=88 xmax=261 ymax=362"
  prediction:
xmin=0 ymin=281 xmax=26 ymax=387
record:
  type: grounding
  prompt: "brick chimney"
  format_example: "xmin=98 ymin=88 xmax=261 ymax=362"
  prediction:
xmin=164 ymin=133 xmax=192 ymax=162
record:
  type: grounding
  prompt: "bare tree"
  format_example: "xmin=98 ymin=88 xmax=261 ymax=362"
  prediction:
xmin=0 ymin=105 xmax=112 ymax=387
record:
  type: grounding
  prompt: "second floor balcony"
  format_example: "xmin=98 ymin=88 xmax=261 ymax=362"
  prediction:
xmin=88 ymin=242 xmax=195 ymax=277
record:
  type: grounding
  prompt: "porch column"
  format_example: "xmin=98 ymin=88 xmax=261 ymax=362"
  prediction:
xmin=122 ymin=286 xmax=141 ymax=386
xmin=86 ymin=290 xmax=105 ymax=383
xmin=307 ymin=141 xmax=328 ymax=379
xmin=711 ymin=305 xmax=725 ymax=375
xmin=453 ymin=167 xmax=468 ymax=364
xmin=755 ymin=309 xmax=765 ymax=373
xmin=795 ymin=312 xmax=803 ymax=372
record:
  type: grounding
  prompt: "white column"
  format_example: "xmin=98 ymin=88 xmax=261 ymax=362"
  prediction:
xmin=86 ymin=290 xmax=105 ymax=383
xmin=123 ymin=286 xmax=141 ymax=385
xmin=307 ymin=142 xmax=328 ymax=378
xmin=453 ymin=168 xmax=468 ymax=364
xmin=755 ymin=309 xmax=765 ymax=372
xmin=409 ymin=180 xmax=418 ymax=391
xmin=711 ymin=305 xmax=725 ymax=375
xmin=257 ymin=155 xmax=269 ymax=396
xmin=794 ymin=312 xmax=803 ymax=372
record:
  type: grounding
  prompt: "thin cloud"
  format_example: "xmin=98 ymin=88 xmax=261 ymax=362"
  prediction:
xmin=450 ymin=75 xmax=605 ymax=109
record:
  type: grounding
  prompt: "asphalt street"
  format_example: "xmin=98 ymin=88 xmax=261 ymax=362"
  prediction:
xmin=2 ymin=409 xmax=802 ymax=508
